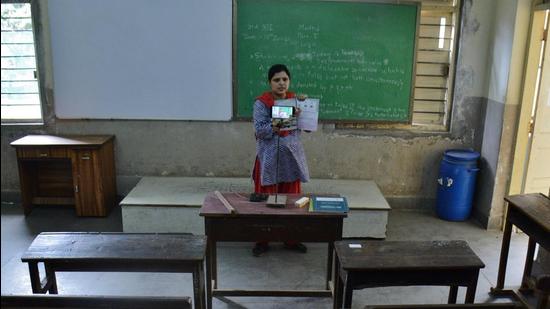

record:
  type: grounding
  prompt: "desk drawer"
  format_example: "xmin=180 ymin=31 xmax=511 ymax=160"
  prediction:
xmin=206 ymin=217 xmax=342 ymax=242
xmin=18 ymin=147 xmax=67 ymax=159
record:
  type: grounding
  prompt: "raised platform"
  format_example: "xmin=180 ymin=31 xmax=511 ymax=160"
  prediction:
xmin=120 ymin=177 xmax=391 ymax=238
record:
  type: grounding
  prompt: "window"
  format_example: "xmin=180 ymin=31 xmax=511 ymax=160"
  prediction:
xmin=1 ymin=0 xmax=43 ymax=124
xmin=412 ymin=0 xmax=460 ymax=129
xmin=337 ymin=0 xmax=460 ymax=130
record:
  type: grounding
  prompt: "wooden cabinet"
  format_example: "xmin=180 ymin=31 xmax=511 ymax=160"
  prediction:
xmin=11 ymin=135 xmax=117 ymax=217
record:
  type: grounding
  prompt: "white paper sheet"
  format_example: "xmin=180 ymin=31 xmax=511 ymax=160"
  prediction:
xmin=275 ymin=98 xmax=319 ymax=131
xmin=297 ymin=98 xmax=319 ymax=131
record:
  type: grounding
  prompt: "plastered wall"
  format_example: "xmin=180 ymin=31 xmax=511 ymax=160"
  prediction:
xmin=1 ymin=0 xmax=524 ymax=229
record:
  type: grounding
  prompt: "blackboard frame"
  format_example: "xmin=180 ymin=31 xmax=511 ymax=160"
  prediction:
xmin=232 ymin=0 xmax=421 ymax=124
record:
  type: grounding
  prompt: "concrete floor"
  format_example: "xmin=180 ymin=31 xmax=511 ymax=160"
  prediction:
xmin=1 ymin=202 xmax=528 ymax=308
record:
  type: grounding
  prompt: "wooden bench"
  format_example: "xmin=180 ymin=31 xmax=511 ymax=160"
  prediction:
xmin=120 ymin=177 xmax=391 ymax=238
xmin=491 ymin=193 xmax=550 ymax=309
xmin=334 ymin=240 xmax=485 ymax=309
xmin=21 ymin=232 xmax=206 ymax=309
xmin=364 ymin=303 xmax=524 ymax=309
xmin=1 ymin=294 xmax=192 ymax=309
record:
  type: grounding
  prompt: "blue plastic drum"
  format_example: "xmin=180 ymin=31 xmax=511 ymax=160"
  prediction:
xmin=436 ymin=149 xmax=480 ymax=221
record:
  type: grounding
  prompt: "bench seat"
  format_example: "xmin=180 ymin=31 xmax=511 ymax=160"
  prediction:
xmin=1 ymin=294 xmax=192 ymax=309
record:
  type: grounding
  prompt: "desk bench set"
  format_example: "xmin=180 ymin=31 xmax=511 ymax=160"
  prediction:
xmin=10 ymin=192 xmax=548 ymax=309
xmin=5 ymin=134 xmax=549 ymax=309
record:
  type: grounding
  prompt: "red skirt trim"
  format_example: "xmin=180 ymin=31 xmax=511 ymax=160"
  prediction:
xmin=253 ymin=157 xmax=301 ymax=194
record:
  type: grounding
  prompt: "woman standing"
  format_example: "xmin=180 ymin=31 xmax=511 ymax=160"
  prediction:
xmin=252 ymin=64 xmax=310 ymax=257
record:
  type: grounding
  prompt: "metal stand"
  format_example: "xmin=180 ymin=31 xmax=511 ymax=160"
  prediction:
xmin=267 ymin=132 xmax=286 ymax=207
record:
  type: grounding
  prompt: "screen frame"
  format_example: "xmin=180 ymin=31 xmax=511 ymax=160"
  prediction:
xmin=271 ymin=106 xmax=294 ymax=119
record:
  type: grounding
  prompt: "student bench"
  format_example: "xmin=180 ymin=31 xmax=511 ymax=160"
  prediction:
xmin=1 ymin=294 xmax=192 ymax=309
xmin=364 ymin=304 xmax=524 ymax=309
xmin=21 ymin=232 xmax=206 ymax=309
xmin=120 ymin=177 xmax=391 ymax=238
xmin=491 ymin=193 xmax=550 ymax=309
xmin=333 ymin=240 xmax=485 ymax=309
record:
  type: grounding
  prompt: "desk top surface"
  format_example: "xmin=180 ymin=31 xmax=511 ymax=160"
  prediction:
xmin=11 ymin=135 xmax=114 ymax=147
xmin=21 ymin=232 xmax=206 ymax=262
xmin=505 ymin=193 xmax=550 ymax=232
xmin=335 ymin=240 xmax=485 ymax=271
xmin=200 ymin=192 xmax=347 ymax=218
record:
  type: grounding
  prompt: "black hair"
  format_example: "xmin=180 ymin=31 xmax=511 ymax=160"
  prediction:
xmin=268 ymin=64 xmax=291 ymax=81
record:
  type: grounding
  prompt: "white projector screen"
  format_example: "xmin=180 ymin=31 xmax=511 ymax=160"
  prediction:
xmin=48 ymin=0 xmax=232 ymax=120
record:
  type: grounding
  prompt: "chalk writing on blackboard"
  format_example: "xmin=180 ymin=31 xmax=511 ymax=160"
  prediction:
xmin=236 ymin=0 xmax=418 ymax=121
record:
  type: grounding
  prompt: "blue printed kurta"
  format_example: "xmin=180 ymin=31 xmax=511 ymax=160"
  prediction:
xmin=253 ymin=100 xmax=309 ymax=186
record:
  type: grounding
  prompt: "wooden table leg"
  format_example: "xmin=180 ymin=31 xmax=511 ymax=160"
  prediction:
xmin=27 ymin=262 xmax=43 ymax=293
xmin=205 ymin=237 xmax=213 ymax=309
xmin=465 ymin=270 xmax=480 ymax=303
xmin=27 ymin=262 xmax=57 ymax=294
xmin=342 ymin=273 xmax=353 ymax=309
xmin=521 ymin=237 xmax=536 ymax=289
xmin=17 ymin=161 xmax=35 ymax=216
xmin=212 ymin=241 xmax=217 ymax=289
xmin=44 ymin=263 xmax=58 ymax=294
xmin=495 ymin=218 xmax=513 ymax=290
xmin=448 ymin=285 xmax=458 ymax=304
xmin=192 ymin=262 xmax=206 ymax=309
xmin=327 ymin=242 xmax=334 ymax=290
xmin=333 ymin=254 xmax=343 ymax=309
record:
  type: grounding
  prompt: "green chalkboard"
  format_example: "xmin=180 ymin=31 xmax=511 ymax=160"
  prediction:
xmin=235 ymin=0 xmax=419 ymax=122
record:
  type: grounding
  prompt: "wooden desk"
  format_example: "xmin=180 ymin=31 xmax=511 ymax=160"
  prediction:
xmin=491 ymin=193 xmax=550 ymax=309
xmin=10 ymin=135 xmax=117 ymax=217
xmin=200 ymin=192 xmax=346 ymax=309
xmin=21 ymin=232 xmax=207 ymax=309
xmin=334 ymin=240 xmax=485 ymax=309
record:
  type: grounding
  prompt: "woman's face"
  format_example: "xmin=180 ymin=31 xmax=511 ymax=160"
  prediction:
xmin=269 ymin=71 xmax=290 ymax=99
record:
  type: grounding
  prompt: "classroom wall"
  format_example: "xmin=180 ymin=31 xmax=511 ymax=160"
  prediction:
xmin=0 ymin=0 xmax=526 ymax=229
xmin=472 ymin=0 xmax=532 ymax=229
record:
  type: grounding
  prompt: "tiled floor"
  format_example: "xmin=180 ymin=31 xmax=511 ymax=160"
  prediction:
xmin=1 ymin=202 xmax=529 ymax=308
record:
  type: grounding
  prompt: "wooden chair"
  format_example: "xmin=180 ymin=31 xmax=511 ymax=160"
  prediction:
xmin=1 ymin=294 xmax=192 ymax=309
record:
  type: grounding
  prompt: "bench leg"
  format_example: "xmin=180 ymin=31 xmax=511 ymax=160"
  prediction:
xmin=212 ymin=241 xmax=217 ymax=289
xmin=327 ymin=242 xmax=333 ymax=290
xmin=465 ymin=271 xmax=479 ymax=303
xmin=193 ymin=262 xmax=206 ymax=309
xmin=45 ymin=263 xmax=58 ymax=294
xmin=521 ymin=237 xmax=536 ymax=289
xmin=342 ymin=275 xmax=353 ymax=309
xmin=28 ymin=262 xmax=43 ymax=293
xmin=205 ymin=238 xmax=214 ymax=309
xmin=495 ymin=216 xmax=513 ymax=290
xmin=27 ymin=262 xmax=57 ymax=294
xmin=333 ymin=254 xmax=344 ymax=309
xmin=448 ymin=285 xmax=458 ymax=304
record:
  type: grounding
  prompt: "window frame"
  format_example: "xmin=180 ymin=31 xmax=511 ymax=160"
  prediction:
xmin=1 ymin=0 xmax=47 ymax=125
xmin=412 ymin=0 xmax=461 ymax=130
xmin=337 ymin=0 xmax=461 ymax=132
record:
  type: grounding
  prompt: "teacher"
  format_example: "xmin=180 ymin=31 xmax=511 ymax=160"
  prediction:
xmin=251 ymin=64 xmax=310 ymax=257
